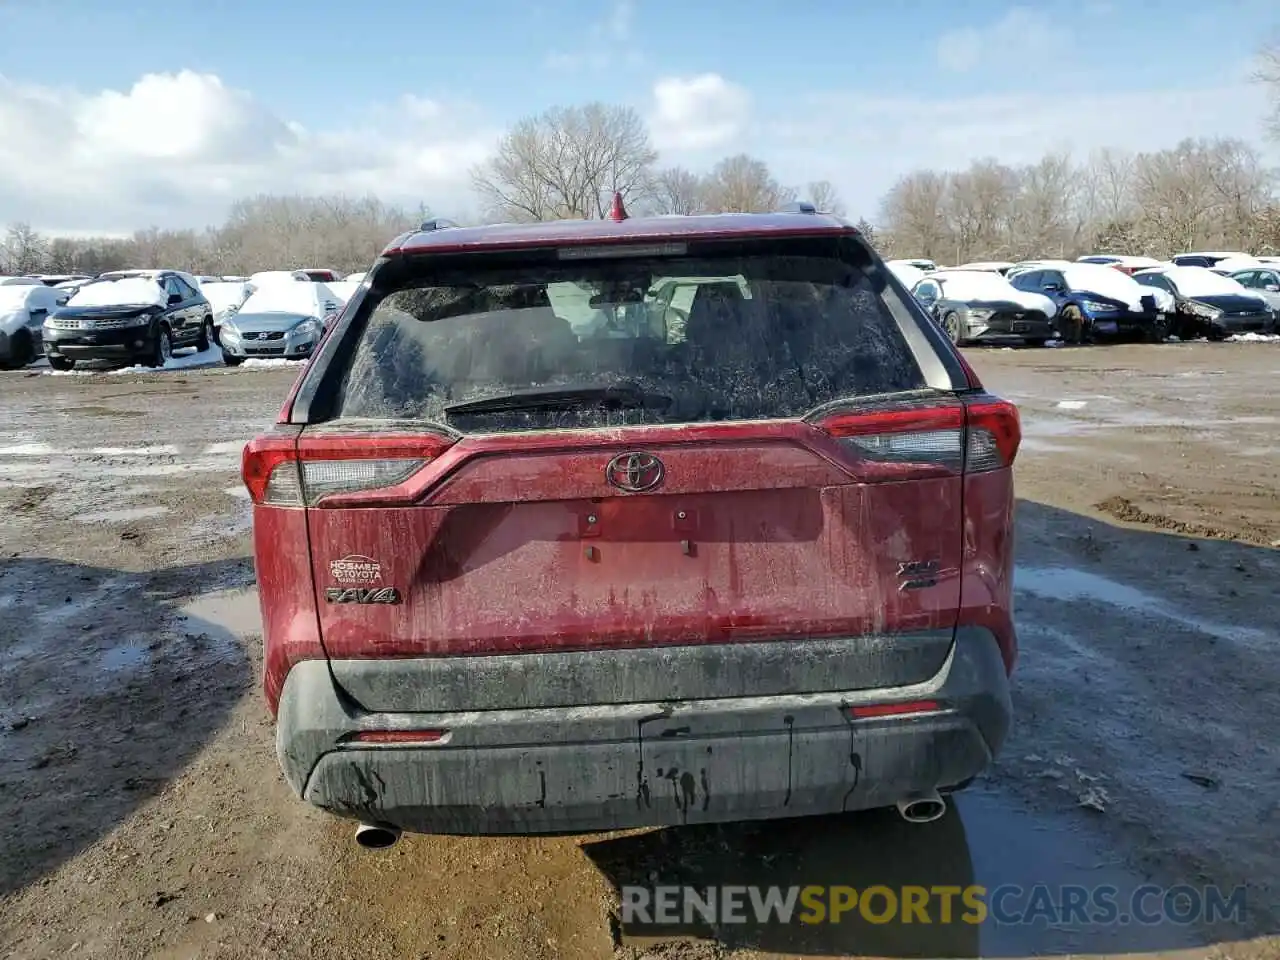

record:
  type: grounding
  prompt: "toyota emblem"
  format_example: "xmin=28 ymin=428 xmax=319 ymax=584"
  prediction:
xmin=606 ymin=452 xmax=664 ymax=492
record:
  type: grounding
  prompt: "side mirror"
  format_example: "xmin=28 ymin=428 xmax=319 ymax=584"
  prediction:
xmin=167 ymin=293 xmax=183 ymax=305
xmin=1043 ymin=283 xmax=1063 ymax=293
xmin=1266 ymin=284 xmax=1279 ymax=293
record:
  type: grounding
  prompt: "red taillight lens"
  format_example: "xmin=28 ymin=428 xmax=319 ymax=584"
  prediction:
xmin=819 ymin=402 xmax=967 ymax=474
xmin=846 ymin=699 xmax=940 ymax=719
xmin=815 ymin=395 xmax=1019 ymax=476
xmin=241 ymin=432 xmax=455 ymax=506
xmin=964 ymin=398 xmax=1020 ymax=472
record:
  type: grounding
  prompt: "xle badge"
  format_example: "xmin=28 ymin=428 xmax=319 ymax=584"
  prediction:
xmin=325 ymin=586 xmax=401 ymax=605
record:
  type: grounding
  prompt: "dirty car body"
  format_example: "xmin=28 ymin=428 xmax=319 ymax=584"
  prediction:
xmin=243 ymin=210 xmax=1020 ymax=836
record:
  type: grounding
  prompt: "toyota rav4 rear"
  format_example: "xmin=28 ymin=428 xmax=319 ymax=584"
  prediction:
xmin=244 ymin=206 xmax=1019 ymax=837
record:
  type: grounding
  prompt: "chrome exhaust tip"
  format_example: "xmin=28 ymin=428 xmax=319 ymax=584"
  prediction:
xmin=355 ymin=822 xmax=402 ymax=849
xmin=895 ymin=791 xmax=947 ymax=824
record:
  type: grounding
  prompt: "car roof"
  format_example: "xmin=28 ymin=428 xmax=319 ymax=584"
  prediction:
xmin=384 ymin=211 xmax=856 ymax=256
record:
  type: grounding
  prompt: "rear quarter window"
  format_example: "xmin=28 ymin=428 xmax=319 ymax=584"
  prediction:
xmin=332 ymin=247 xmax=929 ymax=432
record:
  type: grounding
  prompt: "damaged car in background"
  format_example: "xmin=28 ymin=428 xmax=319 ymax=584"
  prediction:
xmin=911 ymin=268 xmax=1057 ymax=345
xmin=243 ymin=204 xmax=1020 ymax=847
xmin=1133 ymin=265 xmax=1276 ymax=338
xmin=41 ymin=271 xmax=213 ymax=370
xmin=1010 ymin=262 xmax=1175 ymax=343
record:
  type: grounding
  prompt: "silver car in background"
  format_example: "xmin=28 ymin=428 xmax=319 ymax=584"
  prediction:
xmin=218 ymin=282 xmax=342 ymax=366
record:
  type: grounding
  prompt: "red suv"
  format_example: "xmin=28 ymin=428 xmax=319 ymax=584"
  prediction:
xmin=243 ymin=203 xmax=1019 ymax=846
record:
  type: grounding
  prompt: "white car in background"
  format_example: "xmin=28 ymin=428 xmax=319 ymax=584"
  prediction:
xmin=343 ymin=271 xmax=368 ymax=284
xmin=0 ymin=282 xmax=63 ymax=368
xmin=0 ymin=276 xmax=42 ymax=286
xmin=200 ymin=280 xmax=256 ymax=343
xmin=885 ymin=260 xmax=928 ymax=289
xmin=248 ymin=270 xmax=309 ymax=287
xmin=218 ymin=282 xmax=341 ymax=366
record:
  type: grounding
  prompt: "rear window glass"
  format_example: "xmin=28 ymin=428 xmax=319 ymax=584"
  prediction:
xmin=333 ymin=247 xmax=926 ymax=432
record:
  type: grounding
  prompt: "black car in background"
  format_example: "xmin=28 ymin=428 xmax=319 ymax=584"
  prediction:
xmin=1132 ymin=266 xmax=1276 ymax=339
xmin=42 ymin=270 xmax=214 ymax=370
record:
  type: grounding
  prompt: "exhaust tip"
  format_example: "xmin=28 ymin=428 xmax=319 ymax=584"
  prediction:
xmin=355 ymin=822 xmax=402 ymax=849
xmin=895 ymin=793 xmax=947 ymax=824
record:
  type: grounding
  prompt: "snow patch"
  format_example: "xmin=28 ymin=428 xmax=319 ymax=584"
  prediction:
xmin=89 ymin=445 xmax=180 ymax=456
xmin=1056 ymin=400 xmax=1087 ymax=410
xmin=1227 ymin=332 xmax=1280 ymax=343
xmin=0 ymin=443 xmax=55 ymax=455
xmin=76 ymin=505 xmax=169 ymax=523
xmin=204 ymin=441 xmax=245 ymax=454
xmin=67 ymin=277 xmax=166 ymax=308
xmin=237 ymin=357 xmax=306 ymax=369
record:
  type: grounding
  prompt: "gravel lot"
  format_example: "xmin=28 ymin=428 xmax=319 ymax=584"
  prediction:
xmin=1 ymin=342 xmax=1278 ymax=960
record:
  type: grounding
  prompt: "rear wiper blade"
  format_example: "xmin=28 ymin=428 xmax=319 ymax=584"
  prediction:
xmin=444 ymin=384 xmax=673 ymax=416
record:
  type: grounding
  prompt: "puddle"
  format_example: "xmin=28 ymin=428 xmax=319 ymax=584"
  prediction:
xmin=178 ymin=588 xmax=261 ymax=646
xmin=960 ymin=784 xmax=1204 ymax=955
xmin=100 ymin=643 xmax=151 ymax=674
xmin=76 ymin=505 xmax=169 ymax=524
xmin=1016 ymin=566 xmax=1272 ymax=649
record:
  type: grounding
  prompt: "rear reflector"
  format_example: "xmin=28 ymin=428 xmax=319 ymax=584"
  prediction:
xmin=816 ymin=396 xmax=1019 ymax=476
xmin=847 ymin=700 xmax=940 ymax=719
xmin=346 ymin=729 xmax=447 ymax=744
xmin=242 ymin=433 xmax=455 ymax=506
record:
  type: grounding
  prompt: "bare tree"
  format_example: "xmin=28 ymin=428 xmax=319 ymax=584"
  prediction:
xmin=878 ymin=171 xmax=950 ymax=260
xmin=3 ymin=223 xmax=46 ymax=274
xmin=1256 ymin=39 xmax=1280 ymax=140
xmin=805 ymin=180 xmax=846 ymax=217
xmin=471 ymin=103 xmax=658 ymax=222
xmin=701 ymin=155 xmax=797 ymax=213
xmin=1132 ymin=139 xmax=1229 ymax=254
xmin=647 ymin=166 xmax=707 ymax=215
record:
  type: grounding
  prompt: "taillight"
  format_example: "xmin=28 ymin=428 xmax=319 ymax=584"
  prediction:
xmin=815 ymin=395 xmax=1020 ymax=475
xmin=241 ymin=433 xmax=455 ymax=506
xmin=964 ymin=398 xmax=1020 ymax=471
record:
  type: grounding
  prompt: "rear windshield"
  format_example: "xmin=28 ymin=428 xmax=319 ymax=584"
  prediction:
xmin=333 ymin=243 xmax=927 ymax=431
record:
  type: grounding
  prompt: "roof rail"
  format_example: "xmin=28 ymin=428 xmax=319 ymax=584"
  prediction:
xmin=418 ymin=218 xmax=461 ymax=232
xmin=778 ymin=201 xmax=817 ymax=214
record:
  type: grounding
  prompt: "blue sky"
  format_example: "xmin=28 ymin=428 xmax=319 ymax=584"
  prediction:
xmin=1 ymin=0 xmax=1277 ymax=232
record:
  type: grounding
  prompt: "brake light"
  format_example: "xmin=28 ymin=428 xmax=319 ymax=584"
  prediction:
xmin=242 ymin=433 xmax=455 ymax=506
xmin=816 ymin=396 xmax=1019 ymax=475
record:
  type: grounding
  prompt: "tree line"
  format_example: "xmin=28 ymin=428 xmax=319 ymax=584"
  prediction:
xmin=875 ymin=139 xmax=1280 ymax=263
xmin=4 ymin=93 xmax=1280 ymax=277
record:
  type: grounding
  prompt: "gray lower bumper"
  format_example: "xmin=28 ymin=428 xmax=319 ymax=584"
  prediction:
xmin=276 ymin=627 xmax=1011 ymax=835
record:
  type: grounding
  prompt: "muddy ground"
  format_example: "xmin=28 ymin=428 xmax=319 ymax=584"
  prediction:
xmin=0 ymin=342 xmax=1277 ymax=960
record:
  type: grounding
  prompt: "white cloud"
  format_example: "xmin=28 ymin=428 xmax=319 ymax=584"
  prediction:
xmin=936 ymin=7 xmax=1058 ymax=74
xmin=544 ymin=0 xmax=644 ymax=72
xmin=648 ymin=74 xmax=752 ymax=153
xmin=0 ymin=71 xmax=499 ymax=234
xmin=755 ymin=76 xmax=1278 ymax=220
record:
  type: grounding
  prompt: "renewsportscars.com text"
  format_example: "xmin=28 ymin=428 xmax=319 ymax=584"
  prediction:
xmin=621 ymin=884 xmax=1247 ymax=927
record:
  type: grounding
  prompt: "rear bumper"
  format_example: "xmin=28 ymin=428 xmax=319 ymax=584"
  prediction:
xmin=275 ymin=626 xmax=1012 ymax=835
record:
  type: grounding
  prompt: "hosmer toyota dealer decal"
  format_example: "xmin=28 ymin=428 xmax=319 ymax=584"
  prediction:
xmin=329 ymin=555 xmax=383 ymax=584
